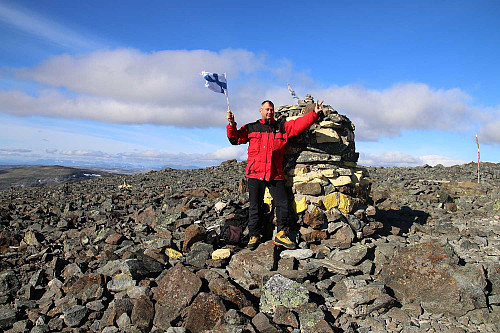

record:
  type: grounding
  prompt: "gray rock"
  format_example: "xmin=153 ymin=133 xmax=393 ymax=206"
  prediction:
xmin=116 ymin=313 xmax=131 ymax=330
xmin=0 ymin=270 xmax=19 ymax=303
xmin=166 ymin=327 xmax=186 ymax=333
xmin=107 ymin=273 xmax=136 ymax=292
xmin=63 ymin=304 xmax=88 ymax=327
xmin=10 ymin=319 xmax=32 ymax=332
xmin=185 ymin=242 xmax=213 ymax=268
xmin=227 ymin=241 xmax=275 ymax=297
xmin=122 ymin=256 xmax=164 ymax=279
xmin=280 ymin=248 xmax=314 ymax=260
xmin=332 ymin=277 xmax=395 ymax=317
xmin=127 ymin=286 xmax=151 ymax=299
xmin=0 ymin=306 xmax=16 ymax=330
xmin=329 ymin=244 xmax=369 ymax=266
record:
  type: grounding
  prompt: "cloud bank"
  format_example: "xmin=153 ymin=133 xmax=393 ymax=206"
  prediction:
xmin=0 ymin=48 xmax=498 ymax=144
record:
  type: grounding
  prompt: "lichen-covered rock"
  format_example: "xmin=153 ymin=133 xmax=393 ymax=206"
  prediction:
xmin=184 ymin=292 xmax=226 ymax=332
xmin=208 ymin=278 xmax=251 ymax=308
xmin=62 ymin=274 xmax=105 ymax=302
xmin=259 ymin=274 xmax=309 ymax=315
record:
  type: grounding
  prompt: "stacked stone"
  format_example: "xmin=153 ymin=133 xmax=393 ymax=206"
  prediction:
xmin=271 ymin=94 xmax=377 ymax=243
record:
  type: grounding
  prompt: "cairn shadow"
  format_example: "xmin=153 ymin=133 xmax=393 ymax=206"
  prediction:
xmin=375 ymin=205 xmax=430 ymax=236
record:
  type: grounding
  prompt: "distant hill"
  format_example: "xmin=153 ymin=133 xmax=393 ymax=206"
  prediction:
xmin=0 ymin=165 xmax=120 ymax=191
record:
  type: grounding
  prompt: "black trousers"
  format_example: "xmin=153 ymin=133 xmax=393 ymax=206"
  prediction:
xmin=247 ymin=178 xmax=289 ymax=237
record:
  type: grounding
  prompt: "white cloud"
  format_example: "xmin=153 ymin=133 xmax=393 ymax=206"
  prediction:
xmin=478 ymin=118 xmax=500 ymax=145
xmin=359 ymin=151 xmax=467 ymax=167
xmin=208 ymin=146 xmax=247 ymax=161
xmin=60 ymin=150 xmax=110 ymax=157
xmin=312 ymin=83 xmax=477 ymax=141
xmin=0 ymin=2 xmax=102 ymax=51
xmin=16 ymin=48 xmax=265 ymax=103
xmin=419 ymin=155 xmax=467 ymax=166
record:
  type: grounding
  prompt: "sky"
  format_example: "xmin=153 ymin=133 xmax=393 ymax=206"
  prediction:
xmin=0 ymin=0 xmax=499 ymax=170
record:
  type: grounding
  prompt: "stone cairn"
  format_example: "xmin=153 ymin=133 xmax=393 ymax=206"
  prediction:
xmin=265 ymin=94 xmax=381 ymax=246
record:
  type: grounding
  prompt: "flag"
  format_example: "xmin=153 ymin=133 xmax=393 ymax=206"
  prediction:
xmin=287 ymin=83 xmax=299 ymax=100
xmin=202 ymin=71 xmax=227 ymax=95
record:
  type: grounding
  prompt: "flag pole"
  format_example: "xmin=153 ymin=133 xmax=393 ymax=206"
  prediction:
xmin=224 ymin=73 xmax=230 ymax=111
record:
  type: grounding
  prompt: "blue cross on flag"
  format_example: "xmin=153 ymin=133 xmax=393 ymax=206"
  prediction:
xmin=202 ymin=71 xmax=227 ymax=95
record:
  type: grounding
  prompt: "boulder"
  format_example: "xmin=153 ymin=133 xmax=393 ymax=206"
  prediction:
xmin=153 ymin=263 xmax=202 ymax=329
xmin=332 ymin=277 xmax=395 ymax=317
xmin=378 ymin=241 xmax=488 ymax=316
xmin=227 ymin=241 xmax=275 ymax=297
xmin=183 ymin=292 xmax=226 ymax=332
xmin=259 ymin=274 xmax=309 ymax=315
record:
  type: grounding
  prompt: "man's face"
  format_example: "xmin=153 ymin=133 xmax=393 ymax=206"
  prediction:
xmin=260 ymin=102 xmax=274 ymax=120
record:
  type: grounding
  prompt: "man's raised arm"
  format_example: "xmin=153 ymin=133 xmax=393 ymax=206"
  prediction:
xmin=226 ymin=109 xmax=248 ymax=145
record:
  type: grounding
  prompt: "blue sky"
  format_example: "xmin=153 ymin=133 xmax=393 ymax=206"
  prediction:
xmin=0 ymin=0 xmax=499 ymax=169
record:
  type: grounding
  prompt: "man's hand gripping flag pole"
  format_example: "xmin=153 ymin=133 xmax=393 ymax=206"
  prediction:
xmin=202 ymin=71 xmax=230 ymax=111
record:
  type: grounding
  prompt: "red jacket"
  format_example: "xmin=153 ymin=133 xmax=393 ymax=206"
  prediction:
xmin=227 ymin=111 xmax=319 ymax=181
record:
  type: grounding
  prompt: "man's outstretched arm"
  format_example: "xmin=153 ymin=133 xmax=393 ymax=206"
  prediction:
xmin=285 ymin=100 xmax=324 ymax=137
xmin=226 ymin=110 xmax=249 ymax=145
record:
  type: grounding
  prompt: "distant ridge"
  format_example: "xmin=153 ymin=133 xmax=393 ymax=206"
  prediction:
xmin=0 ymin=165 xmax=120 ymax=191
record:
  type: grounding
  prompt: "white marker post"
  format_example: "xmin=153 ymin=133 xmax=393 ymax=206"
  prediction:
xmin=476 ymin=134 xmax=481 ymax=184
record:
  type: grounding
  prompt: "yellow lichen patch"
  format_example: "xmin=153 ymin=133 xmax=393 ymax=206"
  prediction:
xmin=338 ymin=193 xmax=354 ymax=214
xmin=212 ymin=248 xmax=231 ymax=260
xmin=323 ymin=192 xmax=339 ymax=210
xmin=165 ymin=248 xmax=182 ymax=258
xmin=293 ymin=197 xmax=308 ymax=213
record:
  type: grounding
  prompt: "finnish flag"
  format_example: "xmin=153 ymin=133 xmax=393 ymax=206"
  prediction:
xmin=202 ymin=71 xmax=227 ymax=95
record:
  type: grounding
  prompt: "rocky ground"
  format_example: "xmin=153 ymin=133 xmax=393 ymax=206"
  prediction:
xmin=0 ymin=160 xmax=499 ymax=332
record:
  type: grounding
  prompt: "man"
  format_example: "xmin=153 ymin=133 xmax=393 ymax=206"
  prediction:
xmin=226 ymin=99 xmax=323 ymax=250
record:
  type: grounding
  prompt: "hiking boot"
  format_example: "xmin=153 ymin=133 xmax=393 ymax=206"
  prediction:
xmin=273 ymin=230 xmax=297 ymax=250
xmin=247 ymin=235 xmax=260 ymax=250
